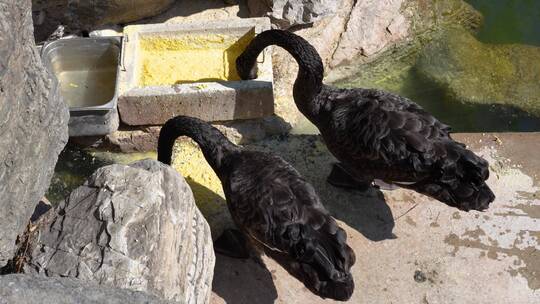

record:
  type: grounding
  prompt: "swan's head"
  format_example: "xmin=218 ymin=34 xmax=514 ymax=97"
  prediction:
xmin=236 ymin=54 xmax=258 ymax=80
xmin=285 ymin=224 xmax=355 ymax=301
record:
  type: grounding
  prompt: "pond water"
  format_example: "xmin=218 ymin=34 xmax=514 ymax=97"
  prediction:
xmin=48 ymin=0 xmax=540 ymax=203
xmin=292 ymin=0 xmax=540 ymax=134
xmin=466 ymin=0 xmax=540 ymax=46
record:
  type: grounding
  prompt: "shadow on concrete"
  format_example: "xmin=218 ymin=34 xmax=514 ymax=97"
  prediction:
xmin=212 ymin=253 xmax=278 ymax=304
xmin=262 ymin=247 xmax=328 ymax=299
xmin=325 ymin=186 xmax=396 ymax=241
xmin=251 ymin=134 xmax=396 ymax=241
xmin=182 ymin=179 xmax=278 ymax=304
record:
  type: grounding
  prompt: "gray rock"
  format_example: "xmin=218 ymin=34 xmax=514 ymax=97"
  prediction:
xmin=32 ymin=0 xmax=175 ymax=41
xmin=330 ymin=0 xmax=409 ymax=67
xmin=23 ymin=160 xmax=215 ymax=304
xmin=0 ymin=274 xmax=177 ymax=304
xmin=248 ymin=0 xmax=341 ymax=28
xmin=0 ymin=0 xmax=69 ymax=267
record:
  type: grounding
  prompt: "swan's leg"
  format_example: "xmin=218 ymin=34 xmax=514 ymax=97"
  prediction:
xmin=326 ymin=163 xmax=372 ymax=191
xmin=214 ymin=229 xmax=250 ymax=259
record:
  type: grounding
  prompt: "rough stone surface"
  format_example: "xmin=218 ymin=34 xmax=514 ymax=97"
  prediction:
xmin=416 ymin=27 xmax=540 ymax=116
xmin=206 ymin=133 xmax=540 ymax=303
xmin=23 ymin=160 xmax=215 ymax=304
xmin=330 ymin=0 xmax=409 ymax=67
xmin=32 ymin=0 xmax=175 ymax=41
xmin=247 ymin=0 xmax=342 ymax=28
xmin=0 ymin=274 xmax=177 ymax=304
xmin=326 ymin=0 xmax=483 ymax=83
xmin=0 ymin=0 xmax=69 ymax=268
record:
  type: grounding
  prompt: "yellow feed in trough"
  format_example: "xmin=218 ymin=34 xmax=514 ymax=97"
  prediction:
xmin=138 ymin=31 xmax=255 ymax=86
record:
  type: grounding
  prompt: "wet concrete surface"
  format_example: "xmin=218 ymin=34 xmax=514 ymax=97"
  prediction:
xmin=207 ymin=132 xmax=540 ymax=303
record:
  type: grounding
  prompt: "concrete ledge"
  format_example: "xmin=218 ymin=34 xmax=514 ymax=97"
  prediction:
xmin=118 ymin=80 xmax=274 ymax=125
xmin=68 ymin=109 xmax=119 ymax=137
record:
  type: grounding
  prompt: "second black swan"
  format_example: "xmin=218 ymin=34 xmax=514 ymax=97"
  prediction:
xmin=236 ymin=29 xmax=495 ymax=211
xmin=158 ymin=115 xmax=355 ymax=301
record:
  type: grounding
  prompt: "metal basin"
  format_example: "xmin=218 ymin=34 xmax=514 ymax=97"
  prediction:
xmin=41 ymin=37 xmax=121 ymax=136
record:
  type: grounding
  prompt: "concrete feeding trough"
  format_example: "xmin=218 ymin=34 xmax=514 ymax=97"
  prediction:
xmin=117 ymin=18 xmax=274 ymax=126
xmin=41 ymin=37 xmax=121 ymax=136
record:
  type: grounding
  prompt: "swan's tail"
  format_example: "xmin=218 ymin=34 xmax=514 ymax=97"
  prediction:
xmin=404 ymin=142 xmax=495 ymax=211
xmin=157 ymin=116 xmax=239 ymax=173
xmin=282 ymin=216 xmax=355 ymax=301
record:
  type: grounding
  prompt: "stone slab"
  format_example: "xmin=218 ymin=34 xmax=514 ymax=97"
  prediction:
xmin=117 ymin=18 xmax=274 ymax=125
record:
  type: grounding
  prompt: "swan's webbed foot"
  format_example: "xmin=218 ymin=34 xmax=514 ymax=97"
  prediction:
xmin=327 ymin=163 xmax=372 ymax=192
xmin=214 ymin=229 xmax=250 ymax=259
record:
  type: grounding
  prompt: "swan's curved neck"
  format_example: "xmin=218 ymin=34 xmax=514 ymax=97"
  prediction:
xmin=157 ymin=116 xmax=239 ymax=175
xmin=238 ymin=30 xmax=324 ymax=119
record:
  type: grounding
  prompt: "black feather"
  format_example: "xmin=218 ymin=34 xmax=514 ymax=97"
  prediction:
xmin=158 ymin=115 xmax=355 ymax=301
xmin=237 ymin=29 xmax=495 ymax=211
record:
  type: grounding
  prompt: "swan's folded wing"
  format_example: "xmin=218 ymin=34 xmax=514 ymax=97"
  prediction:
xmin=227 ymin=158 xmax=330 ymax=250
xmin=329 ymin=88 xmax=453 ymax=169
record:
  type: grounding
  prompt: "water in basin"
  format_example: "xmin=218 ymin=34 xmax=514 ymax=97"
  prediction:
xmin=47 ymin=40 xmax=119 ymax=108
xmin=57 ymin=67 xmax=117 ymax=107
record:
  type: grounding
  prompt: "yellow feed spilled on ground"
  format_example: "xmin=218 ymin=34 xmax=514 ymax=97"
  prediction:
xmin=138 ymin=31 xmax=254 ymax=86
xmin=170 ymin=138 xmax=232 ymax=237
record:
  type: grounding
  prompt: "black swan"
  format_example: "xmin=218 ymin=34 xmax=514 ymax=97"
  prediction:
xmin=236 ymin=29 xmax=495 ymax=211
xmin=157 ymin=115 xmax=355 ymax=301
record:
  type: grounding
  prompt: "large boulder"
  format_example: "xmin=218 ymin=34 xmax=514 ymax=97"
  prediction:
xmin=247 ymin=0 xmax=342 ymax=28
xmin=0 ymin=0 xmax=69 ymax=267
xmin=329 ymin=0 xmax=409 ymax=67
xmin=32 ymin=0 xmax=175 ymax=41
xmin=23 ymin=160 xmax=215 ymax=304
xmin=0 ymin=274 xmax=176 ymax=304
